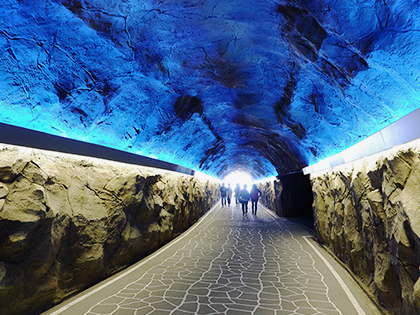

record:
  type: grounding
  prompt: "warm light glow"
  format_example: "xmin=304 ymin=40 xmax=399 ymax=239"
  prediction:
xmin=223 ymin=171 xmax=253 ymax=190
xmin=194 ymin=171 xmax=221 ymax=182
xmin=254 ymin=176 xmax=277 ymax=184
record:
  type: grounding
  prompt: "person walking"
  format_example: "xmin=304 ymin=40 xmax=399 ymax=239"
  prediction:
xmin=239 ymin=184 xmax=250 ymax=215
xmin=250 ymin=184 xmax=262 ymax=215
xmin=226 ymin=183 xmax=233 ymax=206
xmin=220 ymin=183 xmax=227 ymax=207
xmin=234 ymin=183 xmax=241 ymax=206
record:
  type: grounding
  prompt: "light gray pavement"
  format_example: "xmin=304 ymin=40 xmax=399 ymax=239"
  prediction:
xmin=43 ymin=203 xmax=382 ymax=315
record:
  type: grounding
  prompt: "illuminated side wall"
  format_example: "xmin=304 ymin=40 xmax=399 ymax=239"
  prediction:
xmin=0 ymin=144 xmax=219 ymax=315
xmin=311 ymin=139 xmax=420 ymax=314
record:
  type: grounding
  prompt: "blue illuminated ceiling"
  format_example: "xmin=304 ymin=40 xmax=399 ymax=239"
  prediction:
xmin=1 ymin=0 xmax=420 ymax=179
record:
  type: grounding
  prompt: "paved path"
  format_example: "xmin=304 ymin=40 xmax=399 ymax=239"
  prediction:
xmin=44 ymin=203 xmax=381 ymax=315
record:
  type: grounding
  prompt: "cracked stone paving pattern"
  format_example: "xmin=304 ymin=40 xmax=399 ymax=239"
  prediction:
xmin=85 ymin=205 xmax=341 ymax=315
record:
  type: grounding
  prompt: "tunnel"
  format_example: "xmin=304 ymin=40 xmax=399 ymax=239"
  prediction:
xmin=2 ymin=0 xmax=420 ymax=314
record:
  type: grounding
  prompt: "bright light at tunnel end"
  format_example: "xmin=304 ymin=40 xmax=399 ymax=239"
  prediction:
xmin=194 ymin=171 xmax=221 ymax=182
xmin=195 ymin=170 xmax=277 ymax=189
xmin=223 ymin=171 xmax=254 ymax=189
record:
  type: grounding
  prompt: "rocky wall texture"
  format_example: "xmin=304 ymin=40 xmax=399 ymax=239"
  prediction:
xmin=311 ymin=142 xmax=420 ymax=315
xmin=0 ymin=144 xmax=219 ymax=315
xmin=5 ymin=0 xmax=420 ymax=179
xmin=257 ymin=180 xmax=281 ymax=215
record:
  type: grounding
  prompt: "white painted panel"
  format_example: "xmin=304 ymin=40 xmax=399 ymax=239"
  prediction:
xmin=381 ymin=107 xmax=420 ymax=149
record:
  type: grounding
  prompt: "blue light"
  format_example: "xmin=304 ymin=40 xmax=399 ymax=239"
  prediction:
xmin=2 ymin=0 xmax=420 ymax=179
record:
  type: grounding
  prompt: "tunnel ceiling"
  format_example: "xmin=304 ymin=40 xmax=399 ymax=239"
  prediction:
xmin=1 ymin=0 xmax=420 ymax=179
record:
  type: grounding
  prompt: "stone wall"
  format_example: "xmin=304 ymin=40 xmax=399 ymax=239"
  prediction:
xmin=0 ymin=144 xmax=219 ymax=315
xmin=257 ymin=180 xmax=281 ymax=214
xmin=311 ymin=140 xmax=420 ymax=315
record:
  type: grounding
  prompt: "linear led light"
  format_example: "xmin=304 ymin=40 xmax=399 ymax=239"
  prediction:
xmin=0 ymin=123 xmax=195 ymax=176
xmin=303 ymin=107 xmax=420 ymax=175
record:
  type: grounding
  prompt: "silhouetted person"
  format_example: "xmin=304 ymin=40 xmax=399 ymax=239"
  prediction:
xmin=226 ymin=183 xmax=233 ymax=206
xmin=239 ymin=184 xmax=250 ymax=214
xmin=220 ymin=183 xmax=227 ymax=207
xmin=250 ymin=184 xmax=262 ymax=215
xmin=234 ymin=183 xmax=241 ymax=206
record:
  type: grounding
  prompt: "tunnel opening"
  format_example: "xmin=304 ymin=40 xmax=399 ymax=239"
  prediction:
xmin=278 ymin=172 xmax=313 ymax=218
xmin=223 ymin=171 xmax=253 ymax=188
xmin=278 ymin=171 xmax=314 ymax=229
xmin=223 ymin=169 xmax=314 ymax=230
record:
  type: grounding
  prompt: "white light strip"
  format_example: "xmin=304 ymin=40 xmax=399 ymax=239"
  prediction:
xmin=0 ymin=123 xmax=195 ymax=176
xmin=303 ymin=107 xmax=420 ymax=175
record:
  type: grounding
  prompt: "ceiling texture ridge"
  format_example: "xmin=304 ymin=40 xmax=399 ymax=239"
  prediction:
xmin=1 ymin=0 xmax=419 ymax=179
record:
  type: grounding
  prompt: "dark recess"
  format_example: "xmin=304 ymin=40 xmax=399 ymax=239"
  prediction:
xmin=279 ymin=171 xmax=314 ymax=225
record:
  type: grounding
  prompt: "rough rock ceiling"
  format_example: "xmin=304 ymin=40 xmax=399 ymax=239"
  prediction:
xmin=1 ymin=0 xmax=420 ymax=179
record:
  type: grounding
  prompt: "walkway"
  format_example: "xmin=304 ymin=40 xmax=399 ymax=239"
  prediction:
xmin=43 ymin=203 xmax=381 ymax=315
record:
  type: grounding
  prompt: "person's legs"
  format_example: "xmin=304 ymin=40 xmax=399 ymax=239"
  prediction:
xmin=252 ymin=200 xmax=258 ymax=214
xmin=227 ymin=197 xmax=231 ymax=206
xmin=221 ymin=197 xmax=226 ymax=206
